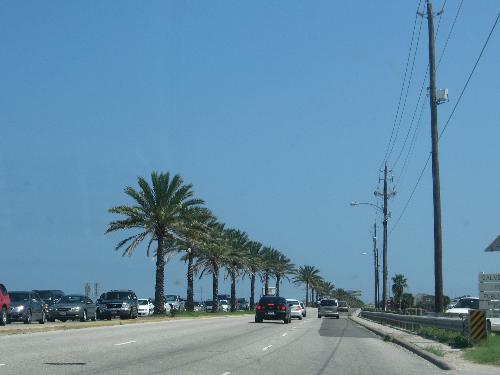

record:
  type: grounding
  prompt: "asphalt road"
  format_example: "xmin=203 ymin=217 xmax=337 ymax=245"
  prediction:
xmin=0 ymin=311 xmax=451 ymax=375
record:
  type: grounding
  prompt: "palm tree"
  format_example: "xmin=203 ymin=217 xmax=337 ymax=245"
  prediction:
xmin=273 ymin=252 xmax=295 ymax=297
xmin=105 ymin=171 xmax=204 ymax=314
xmin=177 ymin=207 xmax=215 ymax=311
xmin=224 ymin=228 xmax=249 ymax=311
xmin=392 ymin=274 xmax=408 ymax=310
xmin=195 ymin=221 xmax=231 ymax=313
xmin=244 ymin=241 xmax=263 ymax=309
xmin=293 ymin=265 xmax=320 ymax=306
xmin=260 ymin=247 xmax=277 ymax=295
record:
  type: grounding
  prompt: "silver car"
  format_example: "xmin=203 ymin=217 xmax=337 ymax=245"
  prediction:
xmin=318 ymin=298 xmax=339 ymax=319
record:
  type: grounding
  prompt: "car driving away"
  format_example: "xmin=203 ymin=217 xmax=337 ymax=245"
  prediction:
xmin=286 ymin=298 xmax=303 ymax=320
xmin=255 ymin=296 xmax=291 ymax=324
xmin=337 ymin=300 xmax=349 ymax=313
xmin=318 ymin=298 xmax=339 ymax=319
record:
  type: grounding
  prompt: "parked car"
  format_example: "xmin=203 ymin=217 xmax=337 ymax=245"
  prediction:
xmin=286 ymin=298 xmax=303 ymax=320
xmin=98 ymin=290 xmax=139 ymax=320
xmin=0 ymin=283 xmax=11 ymax=326
xmin=193 ymin=301 xmax=204 ymax=312
xmin=9 ymin=291 xmax=46 ymax=324
xmin=137 ymin=298 xmax=154 ymax=316
xmin=300 ymin=302 xmax=307 ymax=317
xmin=219 ymin=299 xmax=230 ymax=312
xmin=33 ymin=289 xmax=65 ymax=315
xmin=237 ymin=298 xmax=249 ymax=310
xmin=318 ymin=298 xmax=339 ymax=319
xmin=165 ymin=295 xmax=184 ymax=311
xmin=204 ymin=300 xmax=216 ymax=312
xmin=48 ymin=294 xmax=97 ymax=322
xmin=337 ymin=300 xmax=349 ymax=313
xmin=445 ymin=297 xmax=479 ymax=315
xmin=255 ymin=296 xmax=291 ymax=324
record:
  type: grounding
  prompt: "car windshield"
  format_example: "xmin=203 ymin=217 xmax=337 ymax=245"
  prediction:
xmin=138 ymin=300 xmax=149 ymax=305
xmin=9 ymin=292 xmax=29 ymax=302
xmin=237 ymin=298 xmax=247 ymax=303
xmin=338 ymin=301 xmax=347 ymax=307
xmin=259 ymin=297 xmax=284 ymax=305
xmin=59 ymin=295 xmax=85 ymax=303
xmin=104 ymin=292 xmax=132 ymax=300
xmin=287 ymin=300 xmax=300 ymax=305
xmin=320 ymin=300 xmax=337 ymax=306
xmin=165 ymin=295 xmax=178 ymax=301
xmin=36 ymin=291 xmax=55 ymax=300
xmin=454 ymin=298 xmax=479 ymax=309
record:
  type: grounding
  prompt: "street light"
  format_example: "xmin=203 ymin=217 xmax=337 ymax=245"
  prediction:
xmin=350 ymin=201 xmax=384 ymax=310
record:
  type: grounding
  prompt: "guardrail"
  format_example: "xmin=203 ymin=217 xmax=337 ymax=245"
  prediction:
xmin=360 ymin=310 xmax=468 ymax=335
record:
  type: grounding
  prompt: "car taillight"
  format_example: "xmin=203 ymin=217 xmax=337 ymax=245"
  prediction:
xmin=295 ymin=306 xmax=301 ymax=310
xmin=256 ymin=305 xmax=262 ymax=310
xmin=280 ymin=305 xmax=286 ymax=311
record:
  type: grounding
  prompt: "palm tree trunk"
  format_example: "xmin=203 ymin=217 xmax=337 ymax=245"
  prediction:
xmin=264 ymin=272 xmax=269 ymax=295
xmin=186 ymin=251 xmax=194 ymax=311
xmin=154 ymin=236 xmax=166 ymax=315
xmin=212 ymin=263 xmax=219 ymax=313
xmin=312 ymin=288 xmax=315 ymax=303
xmin=230 ymin=271 xmax=236 ymax=312
xmin=305 ymin=282 xmax=309 ymax=307
xmin=250 ymin=273 xmax=256 ymax=309
xmin=275 ymin=275 xmax=281 ymax=297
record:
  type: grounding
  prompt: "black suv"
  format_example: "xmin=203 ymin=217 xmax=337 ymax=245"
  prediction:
xmin=255 ymin=296 xmax=291 ymax=324
xmin=98 ymin=290 xmax=139 ymax=320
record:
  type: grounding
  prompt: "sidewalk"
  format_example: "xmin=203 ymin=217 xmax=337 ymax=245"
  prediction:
xmin=350 ymin=311 xmax=499 ymax=374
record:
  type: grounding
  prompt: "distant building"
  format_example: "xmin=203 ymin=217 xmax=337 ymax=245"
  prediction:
xmin=414 ymin=293 xmax=435 ymax=309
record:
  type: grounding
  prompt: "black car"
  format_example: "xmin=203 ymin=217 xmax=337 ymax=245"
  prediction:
xmin=98 ymin=290 xmax=139 ymax=320
xmin=255 ymin=296 xmax=291 ymax=324
xmin=9 ymin=291 xmax=46 ymax=324
xmin=33 ymin=289 xmax=65 ymax=315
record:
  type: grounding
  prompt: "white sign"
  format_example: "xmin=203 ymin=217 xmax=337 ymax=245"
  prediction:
xmin=479 ymin=282 xmax=500 ymax=292
xmin=480 ymin=300 xmax=500 ymax=310
xmin=480 ymin=291 xmax=500 ymax=300
xmin=485 ymin=235 xmax=500 ymax=252
xmin=479 ymin=273 xmax=500 ymax=282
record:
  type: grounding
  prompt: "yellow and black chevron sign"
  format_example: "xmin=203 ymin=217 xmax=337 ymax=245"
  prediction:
xmin=469 ymin=310 xmax=487 ymax=340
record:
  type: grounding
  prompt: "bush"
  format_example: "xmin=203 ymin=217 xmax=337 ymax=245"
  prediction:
xmin=170 ymin=308 xmax=178 ymax=318
xmin=417 ymin=327 xmax=472 ymax=348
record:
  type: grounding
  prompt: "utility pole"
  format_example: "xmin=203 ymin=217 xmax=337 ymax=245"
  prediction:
xmin=372 ymin=222 xmax=379 ymax=308
xmin=375 ymin=164 xmax=395 ymax=311
xmin=421 ymin=0 xmax=444 ymax=313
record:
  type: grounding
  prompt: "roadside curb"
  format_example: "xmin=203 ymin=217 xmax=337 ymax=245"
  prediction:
xmin=350 ymin=314 xmax=455 ymax=371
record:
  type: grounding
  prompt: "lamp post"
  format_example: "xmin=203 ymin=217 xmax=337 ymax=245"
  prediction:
xmin=350 ymin=201 xmax=385 ymax=310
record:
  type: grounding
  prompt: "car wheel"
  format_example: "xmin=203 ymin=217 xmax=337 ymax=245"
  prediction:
xmin=0 ymin=307 xmax=7 ymax=326
xmin=39 ymin=311 xmax=46 ymax=324
xmin=24 ymin=310 xmax=32 ymax=324
xmin=80 ymin=310 xmax=87 ymax=322
xmin=318 ymin=315 xmax=321 ymax=319
xmin=254 ymin=316 xmax=261 ymax=323
xmin=60 ymin=318 xmax=67 ymax=322
xmin=107 ymin=317 xmax=112 ymax=320
xmin=48 ymin=318 xmax=55 ymax=322
xmin=91 ymin=312 xmax=97 ymax=321
xmin=299 ymin=316 xmax=303 ymax=320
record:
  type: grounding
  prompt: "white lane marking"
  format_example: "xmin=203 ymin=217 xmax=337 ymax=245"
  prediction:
xmin=114 ymin=340 xmax=136 ymax=346
xmin=282 ymin=332 xmax=287 ymax=337
xmin=222 ymin=372 xmax=231 ymax=375
xmin=262 ymin=345 xmax=273 ymax=351
xmin=0 ymin=364 xmax=6 ymax=366
xmin=292 ymin=326 xmax=297 ymax=329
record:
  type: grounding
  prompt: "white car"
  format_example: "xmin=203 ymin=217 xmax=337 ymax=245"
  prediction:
xmin=446 ymin=296 xmax=500 ymax=333
xmin=286 ymin=299 xmax=303 ymax=320
xmin=219 ymin=299 xmax=230 ymax=312
xmin=138 ymin=298 xmax=154 ymax=316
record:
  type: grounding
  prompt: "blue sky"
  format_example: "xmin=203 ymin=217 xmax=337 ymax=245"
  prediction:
xmin=1 ymin=1 xmax=499 ymax=303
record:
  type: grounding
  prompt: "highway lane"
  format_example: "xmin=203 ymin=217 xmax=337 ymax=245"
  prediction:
xmin=0 ymin=311 xmax=455 ymax=374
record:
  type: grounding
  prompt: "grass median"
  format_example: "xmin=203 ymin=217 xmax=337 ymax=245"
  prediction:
xmin=0 ymin=310 xmax=254 ymax=336
xmin=463 ymin=335 xmax=500 ymax=366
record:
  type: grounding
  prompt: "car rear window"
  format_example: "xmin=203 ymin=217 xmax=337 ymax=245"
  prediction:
xmin=338 ymin=301 xmax=347 ymax=307
xmin=259 ymin=297 xmax=285 ymax=305
xmin=320 ymin=299 xmax=338 ymax=306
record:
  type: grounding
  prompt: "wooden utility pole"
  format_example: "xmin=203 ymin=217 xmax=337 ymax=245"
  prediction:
xmin=424 ymin=0 xmax=444 ymax=313
xmin=373 ymin=222 xmax=379 ymax=308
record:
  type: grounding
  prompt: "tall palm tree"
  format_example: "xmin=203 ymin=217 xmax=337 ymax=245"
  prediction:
xmin=105 ymin=171 xmax=204 ymax=314
xmin=293 ymin=265 xmax=321 ymax=306
xmin=195 ymin=221 xmax=231 ymax=313
xmin=245 ymin=241 xmax=263 ymax=309
xmin=273 ymin=252 xmax=295 ymax=297
xmin=177 ymin=207 xmax=215 ymax=311
xmin=224 ymin=228 xmax=249 ymax=311
xmin=260 ymin=247 xmax=277 ymax=295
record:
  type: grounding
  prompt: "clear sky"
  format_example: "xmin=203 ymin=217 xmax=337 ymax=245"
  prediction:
xmin=1 ymin=1 xmax=499 ymax=303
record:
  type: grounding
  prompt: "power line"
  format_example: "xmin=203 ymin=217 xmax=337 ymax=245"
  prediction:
xmin=437 ymin=0 xmax=464 ymax=69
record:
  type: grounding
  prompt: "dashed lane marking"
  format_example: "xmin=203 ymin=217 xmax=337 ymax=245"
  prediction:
xmin=221 ymin=372 xmax=231 ymax=375
xmin=282 ymin=332 xmax=287 ymax=337
xmin=114 ymin=340 xmax=136 ymax=346
xmin=262 ymin=345 xmax=273 ymax=351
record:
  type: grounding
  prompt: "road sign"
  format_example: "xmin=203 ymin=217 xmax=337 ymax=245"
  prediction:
xmin=480 ymin=300 xmax=500 ymax=310
xmin=486 ymin=309 xmax=500 ymax=318
xmin=469 ymin=310 xmax=487 ymax=340
xmin=485 ymin=235 xmax=500 ymax=252
xmin=479 ymin=282 xmax=500 ymax=292
xmin=479 ymin=273 xmax=500 ymax=282
xmin=480 ymin=291 xmax=500 ymax=300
